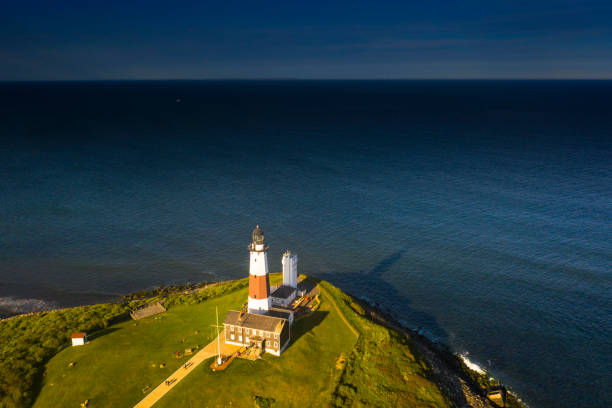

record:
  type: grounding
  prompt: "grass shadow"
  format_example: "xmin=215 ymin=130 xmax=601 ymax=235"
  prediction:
xmin=286 ymin=310 xmax=329 ymax=350
xmin=87 ymin=327 xmax=121 ymax=341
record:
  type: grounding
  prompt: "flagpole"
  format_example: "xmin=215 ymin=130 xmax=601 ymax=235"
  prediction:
xmin=216 ymin=305 xmax=222 ymax=365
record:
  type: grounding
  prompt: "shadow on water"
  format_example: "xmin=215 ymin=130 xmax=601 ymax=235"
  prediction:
xmin=317 ymin=250 xmax=449 ymax=344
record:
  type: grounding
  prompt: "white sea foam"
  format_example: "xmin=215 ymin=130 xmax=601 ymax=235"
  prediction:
xmin=460 ymin=352 xmax=486 ymax=375
xmin=0 ymin=297 xmax=57 ymax=317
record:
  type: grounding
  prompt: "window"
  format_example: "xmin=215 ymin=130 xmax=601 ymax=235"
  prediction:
xmin=230 ymin=334 xmax=235 ymax=340
xmin=266 ymin=340 xmax=271 ymax=347
xmin=274 ymin=333 xmax=279 ymax=339
xmin=239 ymin=335 xmax=242 ymax=341
xmin=274 ymin=342 xmax=278 ymax=348
xmin=245 ymin=328 xmax=250 ymax=334
xmin=230 ymin=325 xmax=234 ymax=331
xmin=246 ymin=337 xmax=249 ymax=343
xmin=259 ymin=330 xmax=263 ymax=336
xmin=266 ymin=332 xmax=271 ymax=338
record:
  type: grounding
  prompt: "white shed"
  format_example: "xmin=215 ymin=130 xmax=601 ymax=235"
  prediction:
xmin=71 ymin=332 xmax=87 ymax=346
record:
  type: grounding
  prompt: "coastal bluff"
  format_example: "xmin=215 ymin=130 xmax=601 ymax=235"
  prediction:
xmin=1 ymin=275 xmax=525 ymax=408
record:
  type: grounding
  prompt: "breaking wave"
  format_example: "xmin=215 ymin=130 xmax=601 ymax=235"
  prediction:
xmin=460 ymin=352 xmax=486 ymax=375
xmin=0 ymin=297 xmax=58 ymax=318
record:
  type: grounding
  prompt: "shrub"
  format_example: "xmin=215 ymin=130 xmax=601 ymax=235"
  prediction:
xmin=253 ymin=395 xmax=275 ymax=408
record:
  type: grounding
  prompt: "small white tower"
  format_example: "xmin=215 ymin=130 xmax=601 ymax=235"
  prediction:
xmin=248 ymin=225 xmax=271 ymax=314
xmin=282 ymin=251 xmax=298 ymax=289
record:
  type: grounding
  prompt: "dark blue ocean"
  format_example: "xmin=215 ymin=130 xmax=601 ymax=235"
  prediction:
xmin=0 ymin=81 xmax=610 ymax=407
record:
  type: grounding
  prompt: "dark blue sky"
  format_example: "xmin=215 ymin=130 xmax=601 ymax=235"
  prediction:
xmin=2 ymin=0 xmax=612 ymax=80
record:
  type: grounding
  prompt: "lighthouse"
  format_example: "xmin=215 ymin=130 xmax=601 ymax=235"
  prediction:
xmin=222 ymin=226 xmax=295 ymax=356
xmin=248 ymin=225 xmax=271 ymax=314
xmin=282 ymin=251 xmax=298 ymax=289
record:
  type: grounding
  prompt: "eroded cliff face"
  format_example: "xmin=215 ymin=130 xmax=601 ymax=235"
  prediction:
xmin=360 ymin=304 xmax=500 ymax=408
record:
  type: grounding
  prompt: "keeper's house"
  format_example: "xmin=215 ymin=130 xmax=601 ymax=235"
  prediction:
xmin=223 ymin=311 xmax=290 ymax=356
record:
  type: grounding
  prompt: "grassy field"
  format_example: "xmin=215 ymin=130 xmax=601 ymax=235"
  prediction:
xmin=0 ymin=303 xmax=129 ymax=408
xmin=32 ymin=290 xmax=247 ymax=408
xmin=30 ymin=275 xmax=451 ymax=408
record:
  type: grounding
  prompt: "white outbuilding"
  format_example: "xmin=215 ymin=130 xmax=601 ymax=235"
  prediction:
xmin=281 ymin=250 xmax=298 ymax=288
xmin=271 ymin=250 xmax=298 ymax=307
xmin=71 ymin=332 xmax=88 ymax=346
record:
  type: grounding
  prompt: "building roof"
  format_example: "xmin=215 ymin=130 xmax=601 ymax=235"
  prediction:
xmin=224 ymin=310 xmax=286 ymax=333
xmin=71 ymin=332 xmax=86 ymax=338
xmin=271 ymin=285 xmax=296 ymax=299
xmin=266 ymin=308 xmax=293 ymax=320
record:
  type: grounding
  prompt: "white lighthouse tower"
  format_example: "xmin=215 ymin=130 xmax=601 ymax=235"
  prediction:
xmin=248 ymin=225 xmax=271 ymax=314
xmin=282 ymin=251 xmax=298 ymax=289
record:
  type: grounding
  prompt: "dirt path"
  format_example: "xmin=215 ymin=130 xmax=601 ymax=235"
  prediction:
xmin=318 ymin=285 xmax=359 ymax=338
xmin=133 ymin=331 xmax=239 ymax=408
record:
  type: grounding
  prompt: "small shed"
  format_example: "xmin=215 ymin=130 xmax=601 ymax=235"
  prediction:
xmin=71 ymin=332 xmax=88 ymax=346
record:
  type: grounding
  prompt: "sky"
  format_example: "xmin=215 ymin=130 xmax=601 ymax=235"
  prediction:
xmin=1 ymin=0 xmax=612 ymax=80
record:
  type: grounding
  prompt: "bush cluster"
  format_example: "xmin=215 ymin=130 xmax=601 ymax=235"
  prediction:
xmin=164 ymin=278 xmax=249 ymax=309
xmin=122 ymin=282 xmax=210 ymax=301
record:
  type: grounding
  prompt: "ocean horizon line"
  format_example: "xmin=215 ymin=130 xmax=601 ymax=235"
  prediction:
xmin=2 ymin=77 xmax=612 ymax=83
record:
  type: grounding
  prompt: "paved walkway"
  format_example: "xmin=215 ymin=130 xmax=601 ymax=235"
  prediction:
xmin=133 ymin=331 xmax=240 ymax=408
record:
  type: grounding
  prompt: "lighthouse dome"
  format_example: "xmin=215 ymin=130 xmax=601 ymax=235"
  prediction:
xmin=252 ymin=225 xmax=264 ymax=245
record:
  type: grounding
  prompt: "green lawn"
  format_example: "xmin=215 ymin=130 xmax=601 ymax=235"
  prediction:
xmin=32 ymin=289 xmax=250 ymax=408
xmin=32 ymin=276 xmax=451 ymax=408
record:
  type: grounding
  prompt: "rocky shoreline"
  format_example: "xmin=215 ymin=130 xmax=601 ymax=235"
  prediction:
xmin=350 ymin=294 xmax=527 ymax=408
